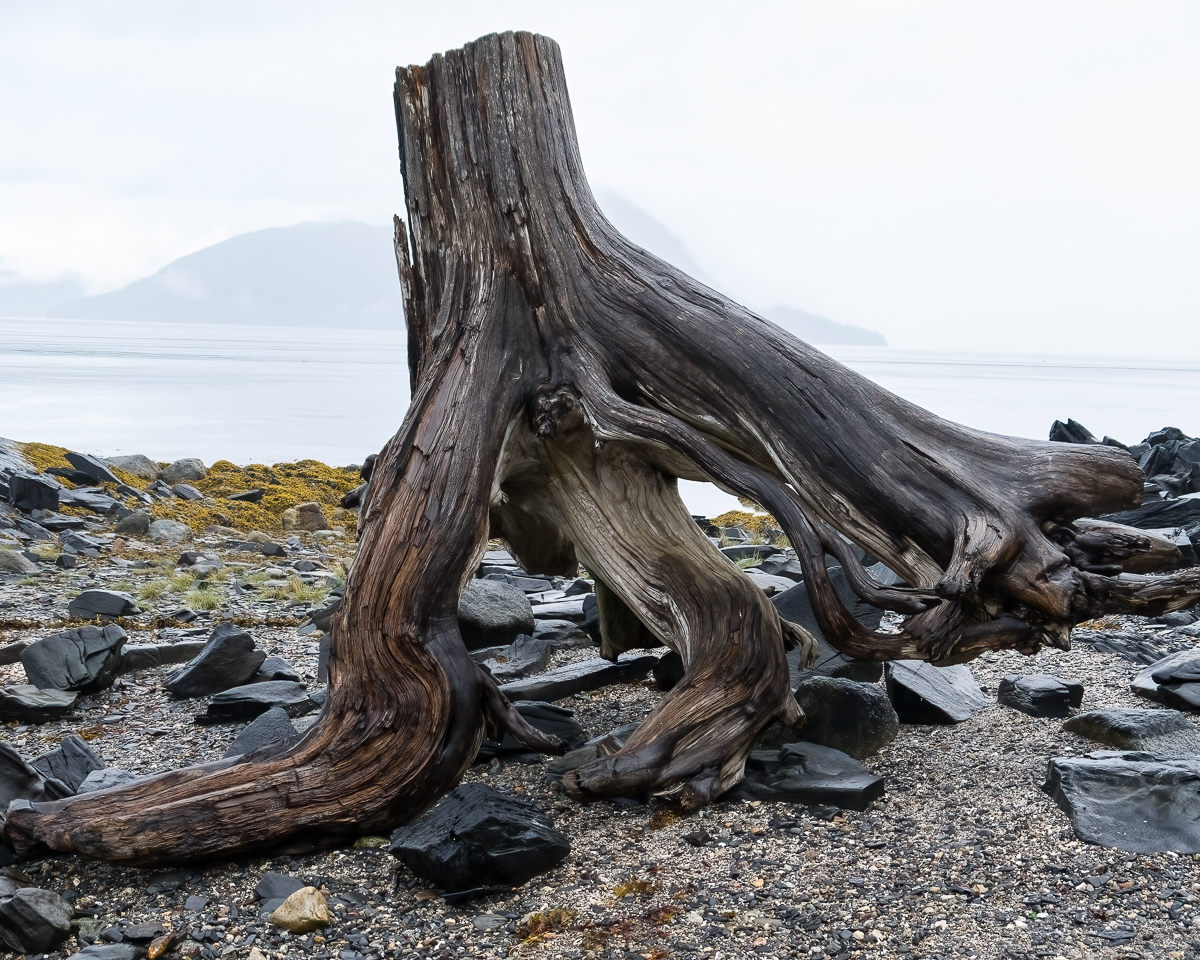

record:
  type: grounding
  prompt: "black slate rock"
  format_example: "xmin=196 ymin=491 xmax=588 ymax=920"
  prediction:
xmin=773 ymin=568 xmax=884 ymax=685
xmin=789 ymin=676 xmax=899 ymax=759
xmin=0 ymin=886 xmax=74 ymax=953
xmin=499 ymin=653 xmax=658 ymax=702
xmin=200 ymin=680 xmax=314 ymax=723
xmin=886 ymin=660 xmax=987 ymax=724
xmin=8 ymin=473 xmax=60 ymax=513
xmin=223 ymin=706 xmax=301 ymax=759
xmin=726 ymin=742 xmax=885 ymax=810
xmin=255 ymin=871 xmax=307 ymax=902
xmin=997 ymin=674 xmax=1084 ymax=718
xmin=0 ymin=684 xmax=78 ymax=723
xmin=65 ymin=451 xmax=120 ymax=485
xmin=66 ymin=590 xmax=139 ymax=622
xmin=163 ymin=623 xmax=266 ymax=698
xmin=0 ymin=742 xmax=73 ymax=804
xmin=252 ymin=654 xmax=302 ymax=683
xmin=1044 ymin=751 xmax=1200 ymax=854
xmin=30 ymin=734 xmax=103 ymax=792
xmin=389 ymin=784 xmax=570 ymax=895
xmin=21 ymin=624 xmax=127 ymax=693
xmin=652 ymin=650 xmax=685 ymax=690
xmin=1064 ymin=707 xmax=1200 ymax=754
xmin=479 ymin=635 xmax=553 ymax=683
xmin=477 ymin=701 xmax=586 ymax=760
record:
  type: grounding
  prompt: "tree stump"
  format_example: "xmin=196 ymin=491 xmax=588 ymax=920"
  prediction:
xmin=5 ymin=31 xmax=1198 ymax=865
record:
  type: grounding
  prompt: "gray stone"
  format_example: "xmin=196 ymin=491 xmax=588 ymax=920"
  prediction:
xmin=477 ymin=701 xmax=586 ymax=760
xmin=1131 ymin=650 xmax=1200 ymax=709
xmin=223 ymin=706 xmax=301 ymax=758
xmin=479 ymin=635 xmax=553 ymax=683
xmin=0 ymin=742 xmax=73 ymax=804
xmin=65 ymin=451 xmax=121 ymax=485
xmin=789 ymin=676 xmax=899 ymax=759
xmin=0 ymin=685 xmax=78 ymax=723
xmin=57 ymin=486 xmax=119 ymax=514
xmin=886 ymin=660 xmax=987 ymax=724
xmin=253 ymin=655 xmax=302 ymax=683
xmin=113 ymin=509 xmax=151 ymax=536
xmin=1045 ymin=751 xmax=1200 ymax=853
xmin=457 ymin=579 xmax=535 ymax=650
xmin=1064 ymin=707 xmax=1200 ymax=755
xmin=160 ymin=458 xmax=208 ymax=485
xmin=77 ymin=767 xmax=139 ymax=794
xmin=201 ymin=680 xmax=315 ymax=723
xmin=164 ymin=623 xmax=266 ymax=698
xmin=0 ymin=548 xmax=38 ymax=575
xmin=172 ymin=483 xmax=204 ymax=501
xmin=499 ymin=652 xmax=658 ymax=702
xmin=726 ymin=741 xmax=886 ymax=810
xmin=30 ymin=734 xmax=103 ymax=792
xmin=21 ymin=624 xmax=128 ymax=692
xmin=389 ymin=784 xmax=570 ymax=895
xmin=997 ymin=674 xmax=1084 ymax=718
xmin=60 ymin=530 xmax=104 ymax=557
xmin=773 ymin=569 xmax=884 ymax=685
xmin=531 ymin=618 xmax=592 ymax=650
xmin=0 ymin=886 xmax=74 ymax=954
xmin=70 ymin=943 xmax=144 ymax=959
xmin=0 ymin=640 xmax=28 ymax=666
xmin=255 ymin=871 xmax=307 ymax=902
xmin=529 ymin=597 xmax=588 ymax=623
xmin=67 ymin=590 xmax=139 ymax=622
xmin=106 ymin=454 xmax=160 ymax=481
xmin=148 ymin=518 xmax=192 ymax=542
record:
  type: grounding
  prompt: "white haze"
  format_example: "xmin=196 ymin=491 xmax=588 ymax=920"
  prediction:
xmin=0 ymin=2 xmax=1197 ymax=358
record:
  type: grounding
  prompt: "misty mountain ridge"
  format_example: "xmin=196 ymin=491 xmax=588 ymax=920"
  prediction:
xmin=25 ymin=204 xmax=885 ymax=344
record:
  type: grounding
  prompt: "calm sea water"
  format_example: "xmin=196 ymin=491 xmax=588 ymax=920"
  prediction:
xmin=2 ymin=318 xmax=1197 ymax=515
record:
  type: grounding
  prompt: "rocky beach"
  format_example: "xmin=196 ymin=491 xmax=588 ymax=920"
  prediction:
xmin=2 ymin=425 xmax=1200 ymax=960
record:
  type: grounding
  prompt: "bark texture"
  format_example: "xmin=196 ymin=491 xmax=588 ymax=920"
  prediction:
xmin=4 ymin=31 xmax=1198 ymax=864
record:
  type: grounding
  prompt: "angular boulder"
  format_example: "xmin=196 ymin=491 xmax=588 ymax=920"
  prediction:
xmin=200 ymin=680 xmax=315 ymax=723
xmin=531 ymin=618 xmax=592 ymax=650
xmin=997 ymin=674 xmax=1084 ymax=718
xmin=30 ymin=734 xmax=104 ymax=792
xmin=389 ymin=784 xmax=570 ymax=894
xmin=149 ymin=518 xmax=192 ymax=542
xmin=726 ymin=741 xmax=886 ymax=810
xmin=164 ymin=623 xmax=266 ymax=699
xmin=0 ymin=685 xmax=78 ymax=723
xmin=458 ymin=580 xmax=535 ymax=650
xmin=1064 ymin=707 xmax=1200 ymax=755
xmin=223 ymin=706 xmax=301 ymax=759
xmin=1132 ymin=650 xmax=1200 ymax=710
xmin=0 ymin=742 xmax=72 ymax=805
xmin=0 ymin=549 xmax=39 ymax=575
xmin=1044 ymin=751 xmax=1200 ymax=853
xmin=773 ymin=569 xmax=884 ymax=685
xmin=478 ymin=635 xmax=553 ymax=683
xmin=65 ymin=452 xmax=121 ymax=485
xmin=66 ymin=590 xmax=139 ymax=623
xmin=7 ymin=473 xmax=60 ymax=513
xmin=0 ymin=886 xmax=74 ymax=954
xmin=78 ymin=767 xmax=139 ymax=794
xmin=106 ymin=453 xmax=160 ymax=481
xmin=885 ymin=660 xmax=987 ymax=724
xmin=478 ymin=701 xmax=586 ymax=760
xmin=790 ymin=675 xmax=899 ymax=759
xmin=113 ymin=509 xmax=151 ymax=536
xmin=21 ymin=624 xmax=127 ymax=692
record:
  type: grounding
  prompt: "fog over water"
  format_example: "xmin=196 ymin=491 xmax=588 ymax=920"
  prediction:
xmin=3 ymin=318 xmax=1195 ymax=517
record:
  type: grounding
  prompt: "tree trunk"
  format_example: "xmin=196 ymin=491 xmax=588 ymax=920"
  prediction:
xmin=5 ymin=31 xmax=1198 ymax=864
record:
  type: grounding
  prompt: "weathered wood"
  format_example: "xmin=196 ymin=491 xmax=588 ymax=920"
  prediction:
xmin=5 ymin=30 xmax=1198 ymax=864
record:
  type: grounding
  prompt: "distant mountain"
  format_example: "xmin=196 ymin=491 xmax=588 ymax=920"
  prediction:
xmin=48 ymin=221 xmax=403 ymax=328
xmin=761 ymin=306 xmax=886 ymax=347
xmin=0 ymin=270 xmax=88 ymax=319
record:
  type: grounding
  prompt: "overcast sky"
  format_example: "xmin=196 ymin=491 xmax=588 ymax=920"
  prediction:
xmin=2 ymin=1 xmax=1198 ymax=357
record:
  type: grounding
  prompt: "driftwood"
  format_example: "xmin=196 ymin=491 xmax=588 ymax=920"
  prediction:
xmin=5 ymin=31 xmax=1199 ymax=866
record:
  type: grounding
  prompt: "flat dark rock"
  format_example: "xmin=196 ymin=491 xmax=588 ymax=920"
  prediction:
xmin=389 ymin=783 xmax=570 ymax=894
xmin=30 ymin=734 xmax=103 ymax=792
xmin=773 ymin=567 xmax=884 ymax=685
xmin=1064 ymin=707 xmax=1200 ymax=755
xmin=0 ymin=886 xmax=74 ymax=954
xmin=529 ymin=598 xmax=588 ymax=623
xmin=1102 ymin=495 xmax=1200 ymax=531
xmin=530 ymin=618 xmax=592 ymax=650
xmin=477 ymin=701 xmax=585 ymax=760
xmin=66 ymin=590 xmax=139 ymax=621
xmin=499 ymin=653 xmax=658 ymax=702
xmin=457 ymin=579 xmax=535 ymax=650
xmin=21 ymin=624 xmax=127 ymax=693
xmin=787 ymin=675 xmax=899 ymax=758
xmin=0 ymin=684 xmax=78 ymax=723
xmin=78 ymin=767 xmax=139 ymax=794
xmin=725 ymin=741 xmax=885 ymax=810
xmin=1044 ymin=751 xmax=1200 ymax=853
xmin=164 ymin=623 xmax=266 ymax=699
xmin=253 ymin=655 xmax=302 ymax=683
xmin=886 ymin=660 xmax=987 ymax=724
xmin=479 ymin=635 xmax=553 ymax=683
xmin=997 ymin=674 xmax=1084 ymax=718
xmin=65 ymin=451 xmax=120 ymax=485
xmin=0 ymin=742 xmax=72 ymax=805
xmin=255 ymin=871 xmax=307 ymax=902
xmin=8 ymin=473 xmax=60 ymax=513
xmin=59 ymin=530 xmax=104 ymax=557
xmin=223 ymin=706 xmax=301 ymax=758
xmin=200 ymin=680 xmax=315 ymax=723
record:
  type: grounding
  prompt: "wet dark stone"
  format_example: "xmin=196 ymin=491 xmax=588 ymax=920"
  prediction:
xmin=163 ymin=623 xmax=266 ymax=699
xmin=66 ymin=590 xmax=138 ymax=622
xmin=885 ymin=660 xmax=987 ymax=724
xmin=222 ymin=706 xmax=301 ymax=759
xmin=499 ymin=653 xmax=658 ymax=702
xmin=726 ymin=742 xmax=886 ymax=810
xmin=997 ymin=674 xmax=1084 ymax=718
xmin=0 ymin=886 xmax=73 ymax=953
xmin=790 ymin=676 xmax=899 ymax=758
xmin=389 ymin=784 xmax=570 ymax=895
xmin=21 ymin=624 xmax=127 ymax=693
xmin=0 ymin=742 xmax=73 ymax=804
xmin=29 ymin=734 xmax=103 ymax=792
xmin=200 ymin=680 xmax=315 ymax=723
xmin=1063 ymin=707 xmax=1200 ymax=755
xmin=773 ymin=568 xmax=884 ymax=685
